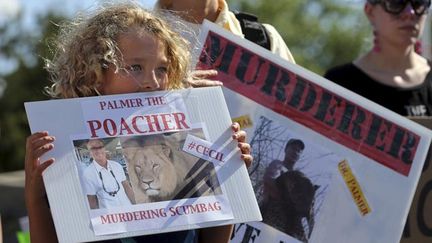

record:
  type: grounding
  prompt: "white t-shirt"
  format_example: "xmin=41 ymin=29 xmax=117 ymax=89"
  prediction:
xmin=83 ymin=160 xmax=132 ymax=209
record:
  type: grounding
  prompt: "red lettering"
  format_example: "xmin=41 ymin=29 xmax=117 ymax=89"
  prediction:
xmin=214 ymin=201 xmax=221 ymax=210
xmin=103 ymin=119 xmax=117 ymax=136
xmin=119 ymin=213 xmax=126 ymax=222
xmin=131 ymin=116 xmax=147 ymax=133
xmin=209 ymin=150 xmax=224 ymax=162
xmin=101 ymin=214 xmax=111 ymax=224
xmin=199 ymin=203 xmax=207 ymax=212
xmin=146 ymin=115 xmax=162 ymax=132
xmin=133 ymin=211 xmax=140 ymax=220
xmin=204 ymin=147 xmax=210 ymax=156
xmin=119 ymin=118 xmax=134 ymax=135
xmin=99 ymin=101 xmax=107 ymax=110
xmin=87 ymin=120 xmax=102 ymax=138
xmin=172 ymin=112 xmax=190 ymax=129
xmin=140 ymin=210 xmax=148 ymax=219
xmin=196 ymin=145 xmax=204 ymax=154
xmin=160 ymin=113 xmax=174 ymax=131
xmin=176 ymin=206 xmax=183 ymax=215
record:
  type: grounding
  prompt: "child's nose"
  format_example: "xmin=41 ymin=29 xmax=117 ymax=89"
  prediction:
xmin=139 ymin=70 xmax=160 ymax=91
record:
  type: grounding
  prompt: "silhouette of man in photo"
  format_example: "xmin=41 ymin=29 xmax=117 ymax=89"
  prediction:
xmin=261 ymin=138 xmax=317 ymax=242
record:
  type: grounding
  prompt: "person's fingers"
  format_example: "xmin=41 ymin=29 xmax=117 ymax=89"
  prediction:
xmin=25 ymin=132 xmax=55 ymax=174
xmin=25 ymin=132 xmax=49 ymax=153
xmin=191 ymin=69 xmax=218 ymax=78
xmin=35 ymin=159 xmax=55 ymax=176
xmin=25 ymin=132 xmax=48 ymax=172
xmin=230 ymin=123 xmax=252 ymax=166
xmin=31 ymin=134 xmax=55 ymax=151
xmin=32 ymin=143 xmax=55 ymax=161
xmin=231 ymin=122 xmax=240 ymax=132
xmin=185 ymin=69 xmax=222 ymax=87
xmin=241 ymin=154 xmax=253 ymax=168
xmin=232 ymin=130 xmax=246 ymax=143
xmin=238 ymin=142 xmax=251 ymax=155
xmin=188 ymin=79 xmax=223 ymax=87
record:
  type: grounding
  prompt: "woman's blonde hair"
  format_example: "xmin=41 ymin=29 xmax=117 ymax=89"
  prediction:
xmin=45 ymin=3 xmax=190 ymax=98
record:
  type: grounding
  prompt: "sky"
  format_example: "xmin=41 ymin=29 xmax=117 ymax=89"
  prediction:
xmin=0 ymin=0 xmax=157 ymax=26
xmin=0 ymin=0 xmax=156 ymax=76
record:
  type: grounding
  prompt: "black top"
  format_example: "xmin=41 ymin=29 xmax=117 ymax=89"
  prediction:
xmin=95 ymin=230 xmax=197 ymax=243
xmin=324 ymin=62 xmax=432 ymax=116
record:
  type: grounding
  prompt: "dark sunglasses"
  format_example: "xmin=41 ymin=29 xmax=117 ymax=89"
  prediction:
xmin=369 ymin=0 xmax=431 ymax=16
xmin=89 ymin=145 xmax=104 ymax=151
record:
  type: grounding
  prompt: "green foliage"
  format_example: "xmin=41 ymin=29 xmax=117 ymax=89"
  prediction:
xmin=230 ymin=0 xmax=371 ymax=74
xmin=0 ymin=13 xmax=65 ymax=172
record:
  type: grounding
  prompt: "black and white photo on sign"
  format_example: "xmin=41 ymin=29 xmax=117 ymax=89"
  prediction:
xmin=73 ymin=137 xmax=133 ymax=210
xmin=248 ymin=116 xmax=342 ymax=242
xmin=73 ymin=128 xmax=222 ymax=210
xmin=121 ymin=129 xmax=223 ymax=204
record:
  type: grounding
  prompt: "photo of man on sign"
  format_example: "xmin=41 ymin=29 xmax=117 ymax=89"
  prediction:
xmin=73 ymin=138 xmax=134 ymax=209
xmin=247 ymin=116 xmax=341 ymax=242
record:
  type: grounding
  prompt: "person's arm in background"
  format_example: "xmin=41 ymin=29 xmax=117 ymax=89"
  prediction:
xmin=262 ymin=24 xmax=295 ymax=63
xmin=24 ymin=131 xmax=58 ymax=243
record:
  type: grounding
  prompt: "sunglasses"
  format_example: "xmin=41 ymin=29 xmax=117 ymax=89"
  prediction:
xmin=369 ymin=0 xmax=431 ymax=16
xmin=89 ymin=145 xmax=104 ymax=151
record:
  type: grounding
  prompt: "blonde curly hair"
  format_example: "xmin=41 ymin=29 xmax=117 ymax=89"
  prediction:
xmin=45 ymin=3 xmax=190 ymax=98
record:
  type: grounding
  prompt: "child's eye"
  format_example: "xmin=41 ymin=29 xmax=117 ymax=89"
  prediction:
xmin=127 ymin=64 xmax=142 ymax=72
xmin=156 ymin=66 xmax=168 ymax=75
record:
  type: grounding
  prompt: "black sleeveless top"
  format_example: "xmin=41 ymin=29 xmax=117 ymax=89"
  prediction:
xmin=324 ymin=62 xmax=432 ymax=116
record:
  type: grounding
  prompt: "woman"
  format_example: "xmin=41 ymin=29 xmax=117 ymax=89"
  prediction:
xmin=325 ymin=0 xmax=431 ymax=117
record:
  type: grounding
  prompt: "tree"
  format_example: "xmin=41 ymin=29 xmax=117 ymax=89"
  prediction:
xmin=0 ymin=12 xmax=66 ymax=172
xmin=230 ymin=0 xmax=371 ymax=74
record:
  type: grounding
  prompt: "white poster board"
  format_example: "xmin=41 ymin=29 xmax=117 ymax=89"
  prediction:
xmin=195 ymin=21 xmax=432 ymax=243
xmin=25 ymin=87 xmax=261 ymax=242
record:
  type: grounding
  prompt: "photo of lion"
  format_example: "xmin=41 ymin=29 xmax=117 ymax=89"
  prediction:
xmin=121 ymin=130 xmax=222 ymax=204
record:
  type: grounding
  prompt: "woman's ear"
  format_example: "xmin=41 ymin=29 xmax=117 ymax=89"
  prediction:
xmin=364 ymin=2 xmax=375 ymax=23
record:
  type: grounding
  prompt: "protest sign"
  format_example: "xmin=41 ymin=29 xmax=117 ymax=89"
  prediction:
xmin=401 ymin=117 xmax=432 ymax=243
xmin=195 ymin=20 xmax=432 ymax=243
xmin=25 ymin=87 xmax=261 ymax=242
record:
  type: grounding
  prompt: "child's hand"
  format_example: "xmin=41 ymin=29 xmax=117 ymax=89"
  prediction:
xmin=231 ymin=122 xmax=253 ymax=167
xmin=24 ymin=131 xmax=55 ymax=205
xmin=185 ymin=69 xmax=223 ymax=87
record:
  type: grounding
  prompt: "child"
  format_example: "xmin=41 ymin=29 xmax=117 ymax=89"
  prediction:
xmin=24 ymin=3 xmax=252 ymax=243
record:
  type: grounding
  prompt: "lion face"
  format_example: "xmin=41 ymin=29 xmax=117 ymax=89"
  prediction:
xmin=123 ymin=141 xmax=178 ymax=202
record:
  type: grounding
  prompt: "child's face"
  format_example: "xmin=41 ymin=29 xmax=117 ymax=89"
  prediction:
xmin=102 ymin=31 xmax=169 ymax=95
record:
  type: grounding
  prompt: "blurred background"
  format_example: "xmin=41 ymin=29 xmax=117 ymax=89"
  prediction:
xmin=0 ymin=0 xmax=430 ymax=242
